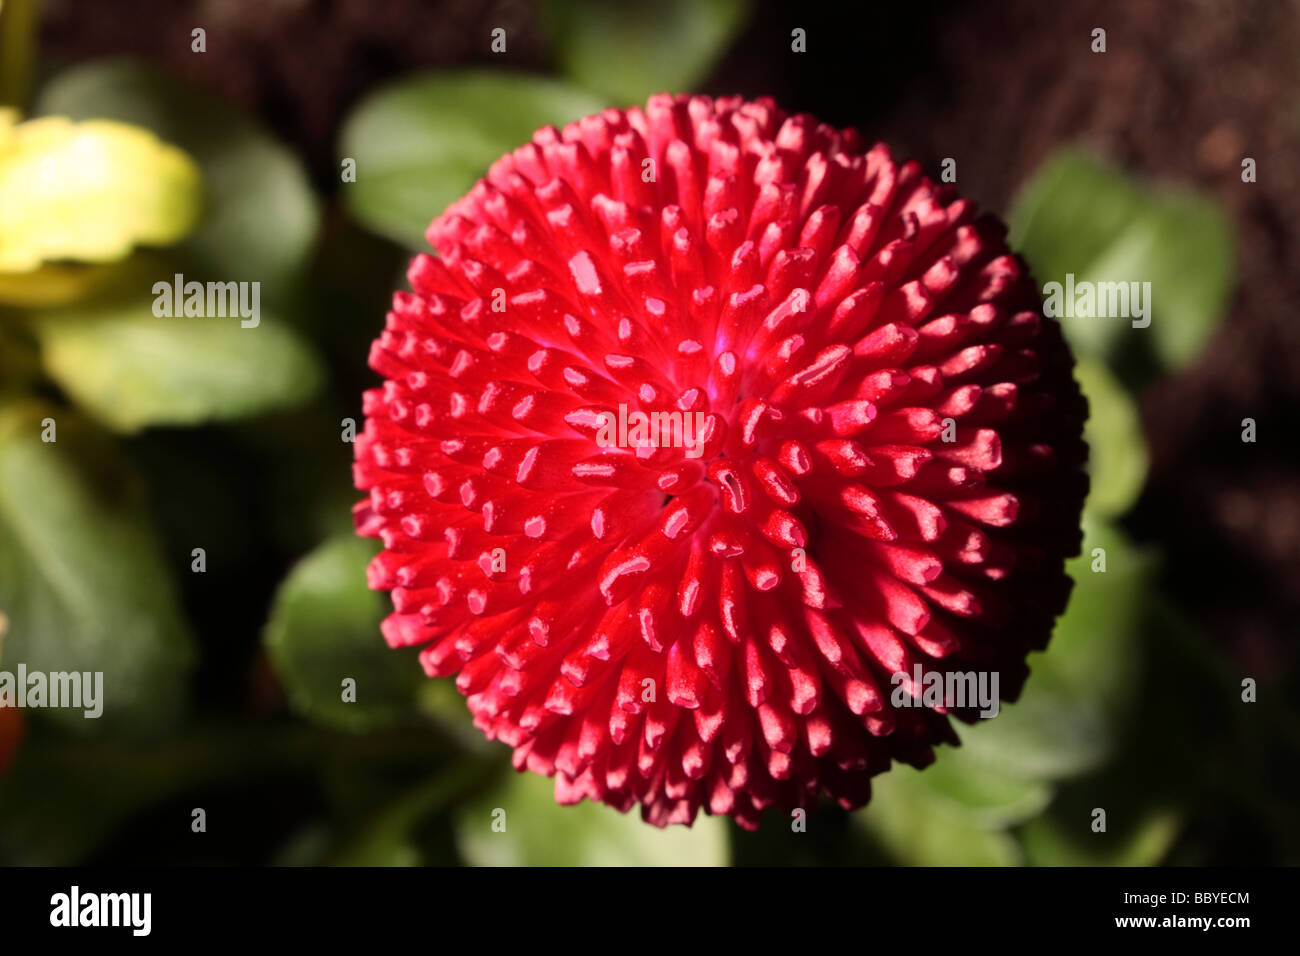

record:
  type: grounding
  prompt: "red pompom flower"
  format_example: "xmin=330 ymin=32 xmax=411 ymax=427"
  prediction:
xmin=354 ymin=94 xmax=1087 ymax=829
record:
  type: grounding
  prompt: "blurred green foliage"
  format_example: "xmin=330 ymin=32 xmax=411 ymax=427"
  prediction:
xmin=0 ymin=1 xmax=1289 ymax=867
xmin=0 ymin=404 xmax=193 ymax=735
xmin=1008 ymin=149 xmax=1236 ymax=377
xmin=266 ymin=535 xmax=422 ymax=732
xmin=339 ymin=70 xmax=606 ymax=250
xmin=37 ymin=60 xmax=322 ymax=303
xmin=539 ymin=0 xmax=752 ymax=105
xmin=31 ymin=299 xmax=322 ymax=432
xmin=455 ymin=769 xmax=730 ymax=866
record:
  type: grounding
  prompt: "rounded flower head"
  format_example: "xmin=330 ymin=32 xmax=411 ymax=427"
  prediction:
xmin=354 ymin=94 xmax=1087 ymax=829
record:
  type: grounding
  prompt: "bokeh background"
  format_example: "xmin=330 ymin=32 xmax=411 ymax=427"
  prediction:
xmin=1 ymin=0 xmax=1297 ymax=865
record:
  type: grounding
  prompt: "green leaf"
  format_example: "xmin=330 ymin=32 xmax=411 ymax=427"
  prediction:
xmin=1075 ymin=357 xmax=1148 ymax=517
xmin=0 ymin=319 xmax=40 ymax=396
xmin=0 ymin=260 xmax=138 ymax=308
xmin=1009 ymin=149 xmax=1235 ymax=371
xmin=0 ymin=739 xmax=172 ymax=864
xmin=339 ymin=70 xmax=607 ymax=250
xmin=540 ymin=0 xmax=751 ymax=105
xmin=955 ymin=514 xmax=1154 ymax=781
xmin=912 ymin=746 xmax=1053 ymax=830
xmin=28 ymin=297 xmax=323 ymax=432
xmin=36 ymin=59 xmax=320 ymax=302
xmin=456 ymin=768 xmax=730 ymax=865
xmin=331 ymin=758 xmax=495 ymax=866
xmin=265 ymin=535 xmax=422 ymax=732
xmin=0 ymin=403 xmax=194 ymax=733
xmin=857 ymin=764 xmax=1024 ymax=866
xmin=1019 ymin=803 xmax=1181 ymax=867
xmin=417 ymin=677 xmax=493 ymax=753
xmin=853 ymin=736 xmax=1051 ymax=865
xmin=0 ymin=112 xmax=202 ymax=272
xmin=0 ymin=722 xmax=456 ymax=864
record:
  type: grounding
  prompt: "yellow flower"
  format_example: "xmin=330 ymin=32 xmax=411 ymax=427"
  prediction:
xmin=0 ymin=110 xmax=202 ymax=278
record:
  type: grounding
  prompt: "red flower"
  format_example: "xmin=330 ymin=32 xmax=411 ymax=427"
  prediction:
xmin=354 ymin=94 xmax=1087 ymax=829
